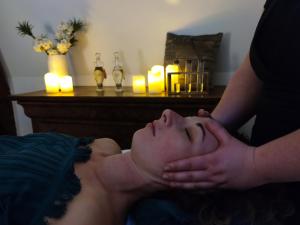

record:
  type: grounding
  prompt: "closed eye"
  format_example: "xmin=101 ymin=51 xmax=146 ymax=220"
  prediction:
xmin=185 ymin=128 xmax=192 ymax=141
xmin=196 ymin=123 xmax=205 ymax=141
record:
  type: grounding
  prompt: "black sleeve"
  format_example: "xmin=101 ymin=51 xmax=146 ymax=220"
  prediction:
xmin=263 ymin=0 xmax=273 ymax=9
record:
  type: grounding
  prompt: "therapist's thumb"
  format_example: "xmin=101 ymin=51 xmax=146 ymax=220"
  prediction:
xmin=205 ymin=119 xmax=230 ymax=145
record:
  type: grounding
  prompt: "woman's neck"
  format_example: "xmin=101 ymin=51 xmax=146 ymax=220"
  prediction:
xmin=96 ymin=151 xmax=166 ymax=196
xmin=93 ymin=151 xmax=167 ymax=224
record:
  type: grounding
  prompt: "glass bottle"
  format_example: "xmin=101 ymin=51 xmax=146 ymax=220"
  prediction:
xmin=94 ymin=52 xmax=107 ymax=92
xmin=200 ymin=59 xmax=209 ymax=95
xmin=184 ymin=59 xmax=192 ymax=93
xmin=112 ymin=51 xmax=124 ymax=92
xmin=196 ymin=59 xmax=201 ymax=92
xmin=173 ymin=60 xmax=181 ymax=93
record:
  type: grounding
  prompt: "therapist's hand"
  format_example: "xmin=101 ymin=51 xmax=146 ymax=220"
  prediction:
xmin=162 ymin=119 xmax=263 ymax=190
xmin=197 ymin=109 xmax=212 ymax=118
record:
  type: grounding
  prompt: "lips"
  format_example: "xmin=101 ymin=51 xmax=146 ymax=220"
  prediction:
xmin=151 ymin=122 xmax=155 ymax=136
xmin=146 ymin=122 xmax=155 ymax=136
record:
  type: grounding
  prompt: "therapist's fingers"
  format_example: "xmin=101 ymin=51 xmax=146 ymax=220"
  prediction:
xmin=163 ymin=170 xmax=209 ymax=182
xmin=164 ymin=155 xmax=208 ymax=172
xmin=169 ymin=181 xmax=216 ymax=190
xmin=197 ymin=109 xmax=211 ymax=118
xmin=205 ymin=119 xmax=231 ymax=145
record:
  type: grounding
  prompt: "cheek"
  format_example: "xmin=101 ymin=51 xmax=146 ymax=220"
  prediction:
xmin=132 ymin=129 xmax=190 ymax=164
xmin=131 ymin=128 xmax=163 ymax=161
xmin=202 ymin=132 xmax=218 ymax=154
xmin=131 ymin=130 xmax=171 ymax=175
xmin=154 ymin=134 xmax=190 ymax=163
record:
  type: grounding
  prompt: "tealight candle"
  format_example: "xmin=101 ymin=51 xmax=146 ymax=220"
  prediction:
xmin=44 ymin=73 xmax=60 ymax=93
xmin=132 ymin=75 xmax=146 ymax=94
xmin=59 ymin=75 xmax=74 ymax=92
xmin=175 ymin=83 xmax=181 ymax=93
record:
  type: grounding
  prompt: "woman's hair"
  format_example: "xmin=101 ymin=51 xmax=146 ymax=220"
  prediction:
xmin=148 ymin=184 xmax=295 ymax=225
xmin=154 ymin=183 xmax=295 ymax=225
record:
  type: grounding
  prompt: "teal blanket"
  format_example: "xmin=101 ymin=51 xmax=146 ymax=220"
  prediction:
xmin=0 ymin=132 xmax=93 ymax=225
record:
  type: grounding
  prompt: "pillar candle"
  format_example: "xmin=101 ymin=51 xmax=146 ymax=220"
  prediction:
xmin=148 ymin=70 xmax=163 ymax=94
xmin=132 ymin=75 xmax=146 ymax=93
xmin=166 ymin=64 xmax=179 ymax=92
xmin=59 ymin=75 xmax=74 ymax=92
xmin=150 ymin=65 xmax=164 ymax=91
xmin=44 ymin=73 xmax=60 ymax=93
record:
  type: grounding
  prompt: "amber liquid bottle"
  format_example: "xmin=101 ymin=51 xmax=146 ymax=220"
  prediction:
xmin=94 ymin=52 xmax=107 ymax=92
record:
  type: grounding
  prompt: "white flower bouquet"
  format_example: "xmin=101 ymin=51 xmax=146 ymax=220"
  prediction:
xmin=16 ymin=19 xmax=85 ymax=55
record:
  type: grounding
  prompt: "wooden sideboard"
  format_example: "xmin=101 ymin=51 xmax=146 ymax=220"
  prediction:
xmin=12 ymin=86 xmax=225 ymax=148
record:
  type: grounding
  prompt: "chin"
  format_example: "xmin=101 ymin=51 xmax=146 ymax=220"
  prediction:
xmin=131 ymin=128 xmax=146 ymax=150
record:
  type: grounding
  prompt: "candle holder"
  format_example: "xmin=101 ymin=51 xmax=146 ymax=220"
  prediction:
xmin=167 ymin=71 xmax=210 ymax=95
xmin=166 ymin=61 xmax=180 ymax=92
xmin=165 ymin=57 xmax=212 ymax=95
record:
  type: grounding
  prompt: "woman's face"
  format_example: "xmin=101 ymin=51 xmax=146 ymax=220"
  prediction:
xmin=131 ymin=109 xmax=218 ymax=177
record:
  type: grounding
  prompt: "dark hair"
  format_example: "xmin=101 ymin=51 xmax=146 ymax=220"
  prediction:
xmin=155 ymin=183 xmax=295 ymax=225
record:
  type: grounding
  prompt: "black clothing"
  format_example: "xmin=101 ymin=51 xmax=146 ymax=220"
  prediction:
xmin=250 ymin=0 xmax=300 ymax=146
xmin=250 ymin=1 xmax=300 ymax=224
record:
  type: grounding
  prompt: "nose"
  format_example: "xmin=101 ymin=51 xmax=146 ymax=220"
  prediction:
xmin=161 ymin=109 xmax=178 ymax=126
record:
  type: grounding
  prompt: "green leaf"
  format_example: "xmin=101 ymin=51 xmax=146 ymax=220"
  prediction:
xmin=16 ymin=21 xmax=35 ymax=39
xmin=69 ymin=18 xmax=85 ymax=33
xmin=69 ymin=37 xmax=78 ymax=46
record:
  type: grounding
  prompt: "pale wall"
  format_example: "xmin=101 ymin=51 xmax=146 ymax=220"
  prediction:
xmin=0 ymin=0 xmax=264 ymax=135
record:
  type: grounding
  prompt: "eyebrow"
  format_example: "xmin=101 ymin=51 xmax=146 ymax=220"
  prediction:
xmin=196 ymin=123 xmax=206 ymax=141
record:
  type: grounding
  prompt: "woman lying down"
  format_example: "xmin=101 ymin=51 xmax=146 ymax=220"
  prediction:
xmin=0 ymin=109 xmax=291 ymax=225
xmin=0 ymin=109 xmax=218 ymax=225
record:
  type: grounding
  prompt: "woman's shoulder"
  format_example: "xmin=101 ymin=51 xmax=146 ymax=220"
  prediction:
xmin=89 ymin=138 xmax=122 ymax=156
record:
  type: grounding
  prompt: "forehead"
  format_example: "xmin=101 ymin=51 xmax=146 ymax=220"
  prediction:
xmin=185 ymin=116 xmax=203 ymax=124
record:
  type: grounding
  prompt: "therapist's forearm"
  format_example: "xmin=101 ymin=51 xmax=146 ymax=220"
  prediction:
xmin=212 ymin=54 xmax=263 ymax=131
xmin=254 ymin=129 xmax=300 ymax=185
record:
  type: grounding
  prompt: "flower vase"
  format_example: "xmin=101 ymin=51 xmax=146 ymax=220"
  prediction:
xmin=48 ymin=54 xmax=69 ymax=77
